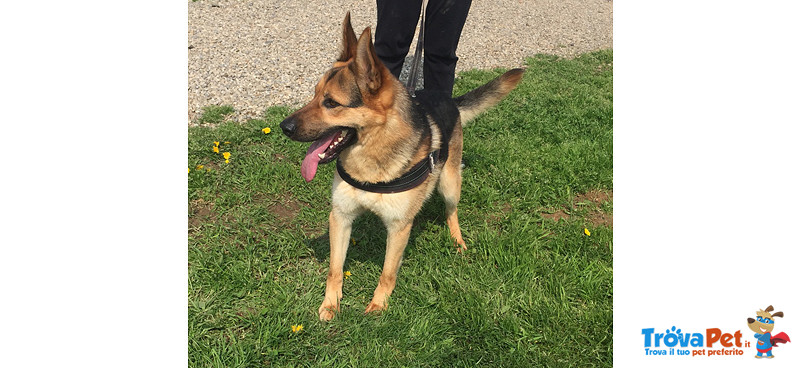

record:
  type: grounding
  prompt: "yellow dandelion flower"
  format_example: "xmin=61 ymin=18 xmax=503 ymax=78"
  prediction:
xmin=188 ymin=168 xmax=191 ymax=173
xmin=262 ymin=127 xmax=271 ymax=134
xmin=223 ymin=152 xmax=231 ymax=160
xmin=291 ymin=324 xmax=304 ymax=333
xmin=584 ymin=228 xmax=591 ymax=236
xmin=224 ymin=141 xmax=230 ymax=144
xmin=196 ymin=165 xmax=204 ymax=170
xmin=214 ymin=141 xmax=220 ymax=146
xmin=344 ymin=271 xmax=352 ymax=279
xmin=212 ymin=145 xmax=219 ymax=153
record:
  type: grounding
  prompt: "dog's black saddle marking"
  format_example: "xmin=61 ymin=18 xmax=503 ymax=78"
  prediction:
xmin=335 ymin=90 xmax=458 ymax=194
xmin=414 ymin=90 xmax=458 ymax=165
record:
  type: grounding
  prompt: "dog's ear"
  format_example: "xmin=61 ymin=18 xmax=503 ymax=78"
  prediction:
xmin=355 ymin=27 xmax=382 ymax=92
xmin=766 ymin=305 xmax=775 ymax=313
xmin=338 ymin=12 xmax=358 ymax=62
xmin=772 ymin=311 xmax=784 ymax=318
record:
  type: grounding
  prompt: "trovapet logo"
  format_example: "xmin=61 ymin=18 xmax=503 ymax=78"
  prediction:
xmin=641 ymin=326 xmax=746 ymax=357
xmin=641 ymin=304 xmax=792 ymax=359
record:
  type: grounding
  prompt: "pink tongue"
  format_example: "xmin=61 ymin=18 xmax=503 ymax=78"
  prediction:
xmin=300 ymin=133 xmax=338 ymax=182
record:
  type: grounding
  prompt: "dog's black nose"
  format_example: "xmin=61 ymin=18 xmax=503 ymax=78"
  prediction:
xmin=747 ymin=318 xmax=755 ymax=323
xmin=279 ymin=117 xmax=297 ymax=137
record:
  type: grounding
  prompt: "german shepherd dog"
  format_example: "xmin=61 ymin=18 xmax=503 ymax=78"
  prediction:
xmin=280 ymin=12 xmax=523 ymax=321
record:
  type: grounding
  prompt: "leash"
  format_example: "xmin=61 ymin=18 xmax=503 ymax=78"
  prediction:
xmin=405 ymin=0 xmax=428 ymax=96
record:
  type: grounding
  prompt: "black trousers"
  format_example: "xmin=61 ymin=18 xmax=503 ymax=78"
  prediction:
xmin=374 ymin=0 xmax=472 ymax=95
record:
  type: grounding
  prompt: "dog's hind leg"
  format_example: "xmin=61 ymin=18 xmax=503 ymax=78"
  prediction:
xmin=438 ymin=129 xmax=467 ymax=252
xmin=319 ymin=209 xmax=356 ymax=321
xmin=439 ymin=172 xmax=466 ymax=252
xmin=365 ymin=220 xmax=413 ymax=314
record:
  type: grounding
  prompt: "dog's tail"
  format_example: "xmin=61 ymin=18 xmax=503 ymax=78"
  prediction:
xmin=454 ymin=68 xmax=524 ymax=126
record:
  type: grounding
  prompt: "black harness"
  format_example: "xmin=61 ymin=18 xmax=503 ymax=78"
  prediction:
xmin=336 ymin=149 xmax=442 ymax=194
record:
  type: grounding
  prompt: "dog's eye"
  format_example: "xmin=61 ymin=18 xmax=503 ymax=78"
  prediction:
xmin=322 ymin=98 xmax=341 ymax=109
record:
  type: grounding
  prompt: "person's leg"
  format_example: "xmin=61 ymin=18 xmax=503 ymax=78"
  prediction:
xmin=374 ymin=0 xmax=423 ymax=78
xmin=423 ymin=0 xmax=472 ymax=95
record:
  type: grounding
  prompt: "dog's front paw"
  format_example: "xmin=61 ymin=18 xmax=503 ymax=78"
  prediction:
xmin=318 ymin=303 xmax=339 ymax=321
xmin=454 ymin=239 xmax=467 ymax=253
xmin=364 ymin=301 xmax=386 ymax=315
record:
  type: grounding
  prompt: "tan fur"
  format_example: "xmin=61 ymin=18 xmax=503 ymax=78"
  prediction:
xmin=284 ymin=13 xmax=523 ymax=321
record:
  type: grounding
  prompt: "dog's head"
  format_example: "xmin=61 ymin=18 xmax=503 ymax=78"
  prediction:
xmin=747 ymin=305 xmax=784 ymax=334
xmin=279 ymin=12 xmax=399 ymax=182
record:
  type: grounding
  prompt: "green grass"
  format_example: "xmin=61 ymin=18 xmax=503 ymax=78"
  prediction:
xmin=188 ymin=50 xmax=612 ymax=367
xmin=197 ymin=105 xmax=235 ymax=125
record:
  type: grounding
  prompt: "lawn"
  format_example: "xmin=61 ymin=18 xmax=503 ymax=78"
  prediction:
xmin=188 ymin=50 xmax=612 ymax=367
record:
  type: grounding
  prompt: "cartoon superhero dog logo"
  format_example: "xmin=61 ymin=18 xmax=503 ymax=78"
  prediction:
xmin=746 ymin=305 xmax=791 ymax=359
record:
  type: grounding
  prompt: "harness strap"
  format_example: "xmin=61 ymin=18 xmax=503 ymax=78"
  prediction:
xmin=336 ymin=150 xmax=440 ymax=194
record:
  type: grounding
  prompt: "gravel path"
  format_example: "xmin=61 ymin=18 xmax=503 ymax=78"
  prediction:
xmin=188 ymin=0 xmax=612 ymax=125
